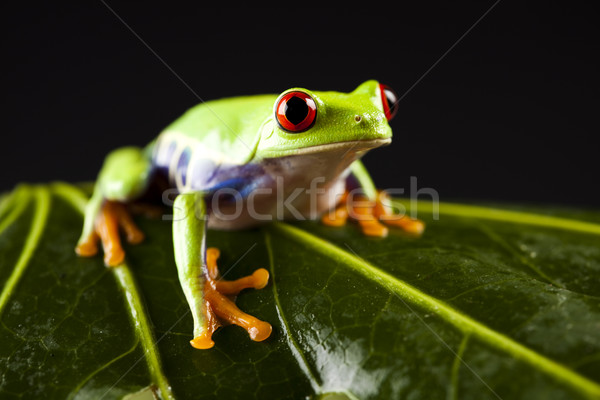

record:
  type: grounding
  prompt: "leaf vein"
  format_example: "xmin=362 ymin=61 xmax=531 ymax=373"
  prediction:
xmin=271 ymin=222 xmax=600 ymax=398
xmin=67 ymin=337 xmax=141 ymax=399
xmin=264 ymin=230 xmax=322 ymax=395
xmin=475 ymin=222 xmax=562 ymax=287
xmin=396 ymin=199 xmax=600 ymax=235
xmin=52 ymin=183 xmax=174 ymax=400
xmin=448 ymin=334 xmax=470 ymax=400
xmin=0 ymin=186 xmax=30 ymax=238
xmin=0 ymin=186 xmax=50 ymax=317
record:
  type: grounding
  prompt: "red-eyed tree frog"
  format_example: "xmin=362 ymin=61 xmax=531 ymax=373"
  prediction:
xmin=75 ymin=80 xmax=424 ymax=349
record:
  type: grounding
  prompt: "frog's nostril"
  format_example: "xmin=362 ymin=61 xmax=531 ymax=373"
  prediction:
xmin=354 ymin=115 xmax=362 ymax=123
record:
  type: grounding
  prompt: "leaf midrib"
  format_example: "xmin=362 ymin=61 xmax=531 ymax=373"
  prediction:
xmin=51 ymin=183 xmax=174 ymax=400
xmin=269 ymin=222 xmax=600 ymax=399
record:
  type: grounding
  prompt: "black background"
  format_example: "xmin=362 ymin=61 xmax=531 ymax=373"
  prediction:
xmin=2 ymin=2 xmax=599 ymax=207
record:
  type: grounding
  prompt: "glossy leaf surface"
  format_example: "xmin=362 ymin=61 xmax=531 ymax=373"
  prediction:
xmin=0 ymin=183 xmax=599 ymax=399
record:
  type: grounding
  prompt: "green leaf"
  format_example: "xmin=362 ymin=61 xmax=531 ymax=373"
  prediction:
xmin=0 ymin=183 xmax=599 ymax=399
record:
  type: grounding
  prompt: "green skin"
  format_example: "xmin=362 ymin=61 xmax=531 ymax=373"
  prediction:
xmin=78 ymin=80 xmax=393 ymax=342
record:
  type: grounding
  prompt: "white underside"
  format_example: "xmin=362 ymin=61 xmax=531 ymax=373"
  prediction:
xmin=206 ymin=139 xmax=388 ymax=229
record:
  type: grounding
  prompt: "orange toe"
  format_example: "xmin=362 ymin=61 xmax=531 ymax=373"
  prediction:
xmin=251 ymin=268 xmax=270 ymax=290
xmin=104 ymin=248 xmax=125 ymax=267
xmin=190 ymin=335 xmax=215 ymax=350
xmin=374 ymin=192 xmax=425 ymax=236
xmin=394 ymin=218 xmax=425 ymax=235
xmin=125 ymin=229 xmax=145 ymax=245
xmin=359 ymin=220 xmax=389 ymax=237
xmin=75 ymin=238 xmax=99 ymax=257
xmin=379 ymin=214 xmax=425 ymax=236
xmin=248 ymin=320 xmax=272 ymax=342
xmin=321 ymin=205 xmax=349 ymax=227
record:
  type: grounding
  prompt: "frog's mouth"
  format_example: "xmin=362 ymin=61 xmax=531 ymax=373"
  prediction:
xmin=278 ymin=138 xmax=392 ymax=157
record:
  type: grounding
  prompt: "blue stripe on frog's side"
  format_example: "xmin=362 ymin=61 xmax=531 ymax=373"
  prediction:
xmin=152 ymin=135 xmax=267 ymax=197
xmin=176 ymin=147 xmax=192 ymax=187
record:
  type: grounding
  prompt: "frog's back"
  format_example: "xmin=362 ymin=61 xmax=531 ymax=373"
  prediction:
xmin=152 ymin=94 xmax=276 ymax=192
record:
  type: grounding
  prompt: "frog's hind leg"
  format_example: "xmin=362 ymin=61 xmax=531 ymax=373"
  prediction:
xmin=173 ymin=193 xmax=272 ymax=350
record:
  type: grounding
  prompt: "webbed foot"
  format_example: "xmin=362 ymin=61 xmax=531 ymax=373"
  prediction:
xmin=190 ymin=248 xmax=272 ymax=349
xmin=75 ymin=200 xmax=144 ymax=266
xmin=322 ymin=190 xmax=425 ymax=237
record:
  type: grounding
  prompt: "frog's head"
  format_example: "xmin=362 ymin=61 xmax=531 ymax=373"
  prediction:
xmin=256 ymin=80 xmax=397 ymax=159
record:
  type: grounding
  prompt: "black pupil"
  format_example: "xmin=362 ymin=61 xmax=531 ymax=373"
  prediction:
xmin=284 ymin=96 xmax=309 ymax=125
xmin=384 ymin=88 xmax=398 ymax=116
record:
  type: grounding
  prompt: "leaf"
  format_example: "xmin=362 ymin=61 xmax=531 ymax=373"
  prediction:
xmin=0 ymin=183 xmax=599 ymax=400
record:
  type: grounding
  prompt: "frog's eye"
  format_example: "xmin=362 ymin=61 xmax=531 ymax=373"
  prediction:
xmin=275 ymin=91 xmax=317 ymax=133
xmin=379 ymin=84 xmax=399 ymax=121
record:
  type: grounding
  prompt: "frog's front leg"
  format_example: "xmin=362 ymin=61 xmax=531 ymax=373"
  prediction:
xmin=76 ymin=147 xmax=152 ymax=266
xmin=76 ymin=200 xmax=144 ymax=266
xmin=322 ymin=160 xmax=425 ymax=237
xmin=173 ymin=192 xmax=272 ymax=349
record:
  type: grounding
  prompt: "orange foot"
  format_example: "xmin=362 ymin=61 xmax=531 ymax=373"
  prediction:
xmin=189 ymin=248 xmax=272 ymax=349
xmin=75 ymin=200 xmax=144 ymax=266
xmin=322 ymin=190 xmax=425 ymax=238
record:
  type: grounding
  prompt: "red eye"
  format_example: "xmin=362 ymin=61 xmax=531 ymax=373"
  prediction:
xmin=275 ymin=91 xmax=317 ymax=133
xmin=379 ymin=83 xmax=399 ymax=121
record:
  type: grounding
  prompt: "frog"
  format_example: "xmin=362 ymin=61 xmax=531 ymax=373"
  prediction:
xmin=75 ymin=80 xmax=425 ymax=349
